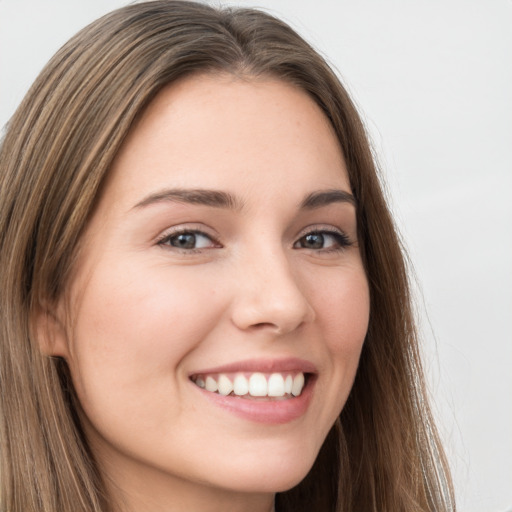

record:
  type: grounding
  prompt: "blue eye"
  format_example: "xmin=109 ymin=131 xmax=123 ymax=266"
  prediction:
xmin=159 ymin=231 xmax=216 ymax=250
xmin=294 ymin=230 xmax=351 ymax=251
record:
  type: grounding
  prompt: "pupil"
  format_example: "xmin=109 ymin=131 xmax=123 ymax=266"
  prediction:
xmin=304 ymin=233 xmax=323 ymax=248
xmin=174 ymin=233 xmax=196 ymax=248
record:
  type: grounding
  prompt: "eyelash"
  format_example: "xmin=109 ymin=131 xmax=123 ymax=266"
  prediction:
xmin=293 ymin=228 xmax=353 ymax=253
xmin=156 ymin=227 xmax=353 ymax=253
xmin=156 ymin=228 xmax=220 ymax=253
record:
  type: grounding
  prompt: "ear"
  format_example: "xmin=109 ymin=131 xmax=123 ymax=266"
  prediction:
xmin=32 ymin=299 xmax=70 ymax=358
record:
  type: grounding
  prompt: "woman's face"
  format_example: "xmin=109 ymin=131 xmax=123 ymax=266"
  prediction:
xmin=51 ymin=75 xmax=370 ymax=508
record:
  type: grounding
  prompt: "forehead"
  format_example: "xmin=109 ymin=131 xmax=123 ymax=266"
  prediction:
xmin=101 ymin=73 xmax=349 ymax=211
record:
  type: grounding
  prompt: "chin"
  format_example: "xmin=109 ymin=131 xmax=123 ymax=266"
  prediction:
xmin=209 ymin=443 xmax=319 ymax=494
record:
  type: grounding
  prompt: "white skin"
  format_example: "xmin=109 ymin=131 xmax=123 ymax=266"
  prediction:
xmin=42 ymin=75 xmax=370 ymax=512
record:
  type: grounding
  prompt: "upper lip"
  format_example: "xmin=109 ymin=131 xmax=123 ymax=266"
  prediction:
xmin=189 ymin=357 xmax=317 ymax=376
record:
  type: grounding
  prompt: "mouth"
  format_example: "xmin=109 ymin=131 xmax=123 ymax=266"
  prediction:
xmin=188 ymin=358 xmax=317 ymax=423
xmin=190 ymin=371 xmax=309 ymax=400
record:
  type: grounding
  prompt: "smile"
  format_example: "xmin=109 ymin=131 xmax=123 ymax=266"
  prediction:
xmin=188 ymin=358 xmax=317 ymax=423
xmin=190 ymin=372 xmax=306 ymax=399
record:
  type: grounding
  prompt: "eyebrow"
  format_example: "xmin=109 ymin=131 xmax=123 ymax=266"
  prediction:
xmin=132 ymin=187 xmax=356 ymax=211
xmin=299 ymin=189 xmax=356 ymax=209
xmin=133 ymin=188 xmax=243 ymax=211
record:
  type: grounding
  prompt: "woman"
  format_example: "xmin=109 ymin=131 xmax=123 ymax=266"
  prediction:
xmin=0 ymin=1 xmax=455 ymax=511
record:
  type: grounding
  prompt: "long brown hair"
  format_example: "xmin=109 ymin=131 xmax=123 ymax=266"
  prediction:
xmin=0 ymin=2 xmax=455 ymax=510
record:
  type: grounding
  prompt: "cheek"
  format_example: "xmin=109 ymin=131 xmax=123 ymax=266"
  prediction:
xmin=65 ymin=264 xmax=225 ymax=409
xmin=314 ymin=267 xmax=370 ymax=353
xmin=308 ymin=265 xmax=369 ymax=413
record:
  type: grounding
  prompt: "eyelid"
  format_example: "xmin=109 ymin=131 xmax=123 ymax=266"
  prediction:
xmin=155 ymin=224 xmax=222 ymax=250
xmin=293 ymin=224 xmax=353 ymax=250
xmin=295 ymin=224 xmax=351 ymax=240
xmin=153 ymin=223 xmax=353 ymax=253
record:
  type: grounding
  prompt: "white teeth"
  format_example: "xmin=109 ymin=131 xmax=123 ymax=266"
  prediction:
xmin=268 ymin=373 xmax=285 ymax=397
xmin=249 ymin=373 xmax=268 ymax=397
xmin=291 ymin=373 xmax=305 ymax=397
xmin=284 ymin=375 xmax=293 ymax=394
xmin=233 ymin=374 xmax=249 ymax=396
xmin=218 ymin=374 xmax=233 ymax=396
xmin=194 ymin=372 xmax=306 ymax=398
xmin=205 ymin=376 xmax=218 ymax=393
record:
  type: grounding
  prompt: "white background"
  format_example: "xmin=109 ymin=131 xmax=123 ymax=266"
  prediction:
xmin=1 ymin=1 xmax=511 ymax=510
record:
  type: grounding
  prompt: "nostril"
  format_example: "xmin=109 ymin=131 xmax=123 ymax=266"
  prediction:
xmin=252 ymin=322 xmax=275 ymax=329
xmin=249 ymin=321 xmax=299 ymax=335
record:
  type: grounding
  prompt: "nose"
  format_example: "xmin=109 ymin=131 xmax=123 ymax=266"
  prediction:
xmin=230 ymin=247 xmax=315 ymax=335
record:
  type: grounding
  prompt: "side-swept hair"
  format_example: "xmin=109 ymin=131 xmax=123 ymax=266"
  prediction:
xmin=0 ymin=2 xmax=455 ymax=510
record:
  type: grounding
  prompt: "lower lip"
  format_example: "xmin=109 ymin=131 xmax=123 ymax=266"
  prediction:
xmin=193 ymin=377 xmax=315 ymax=424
